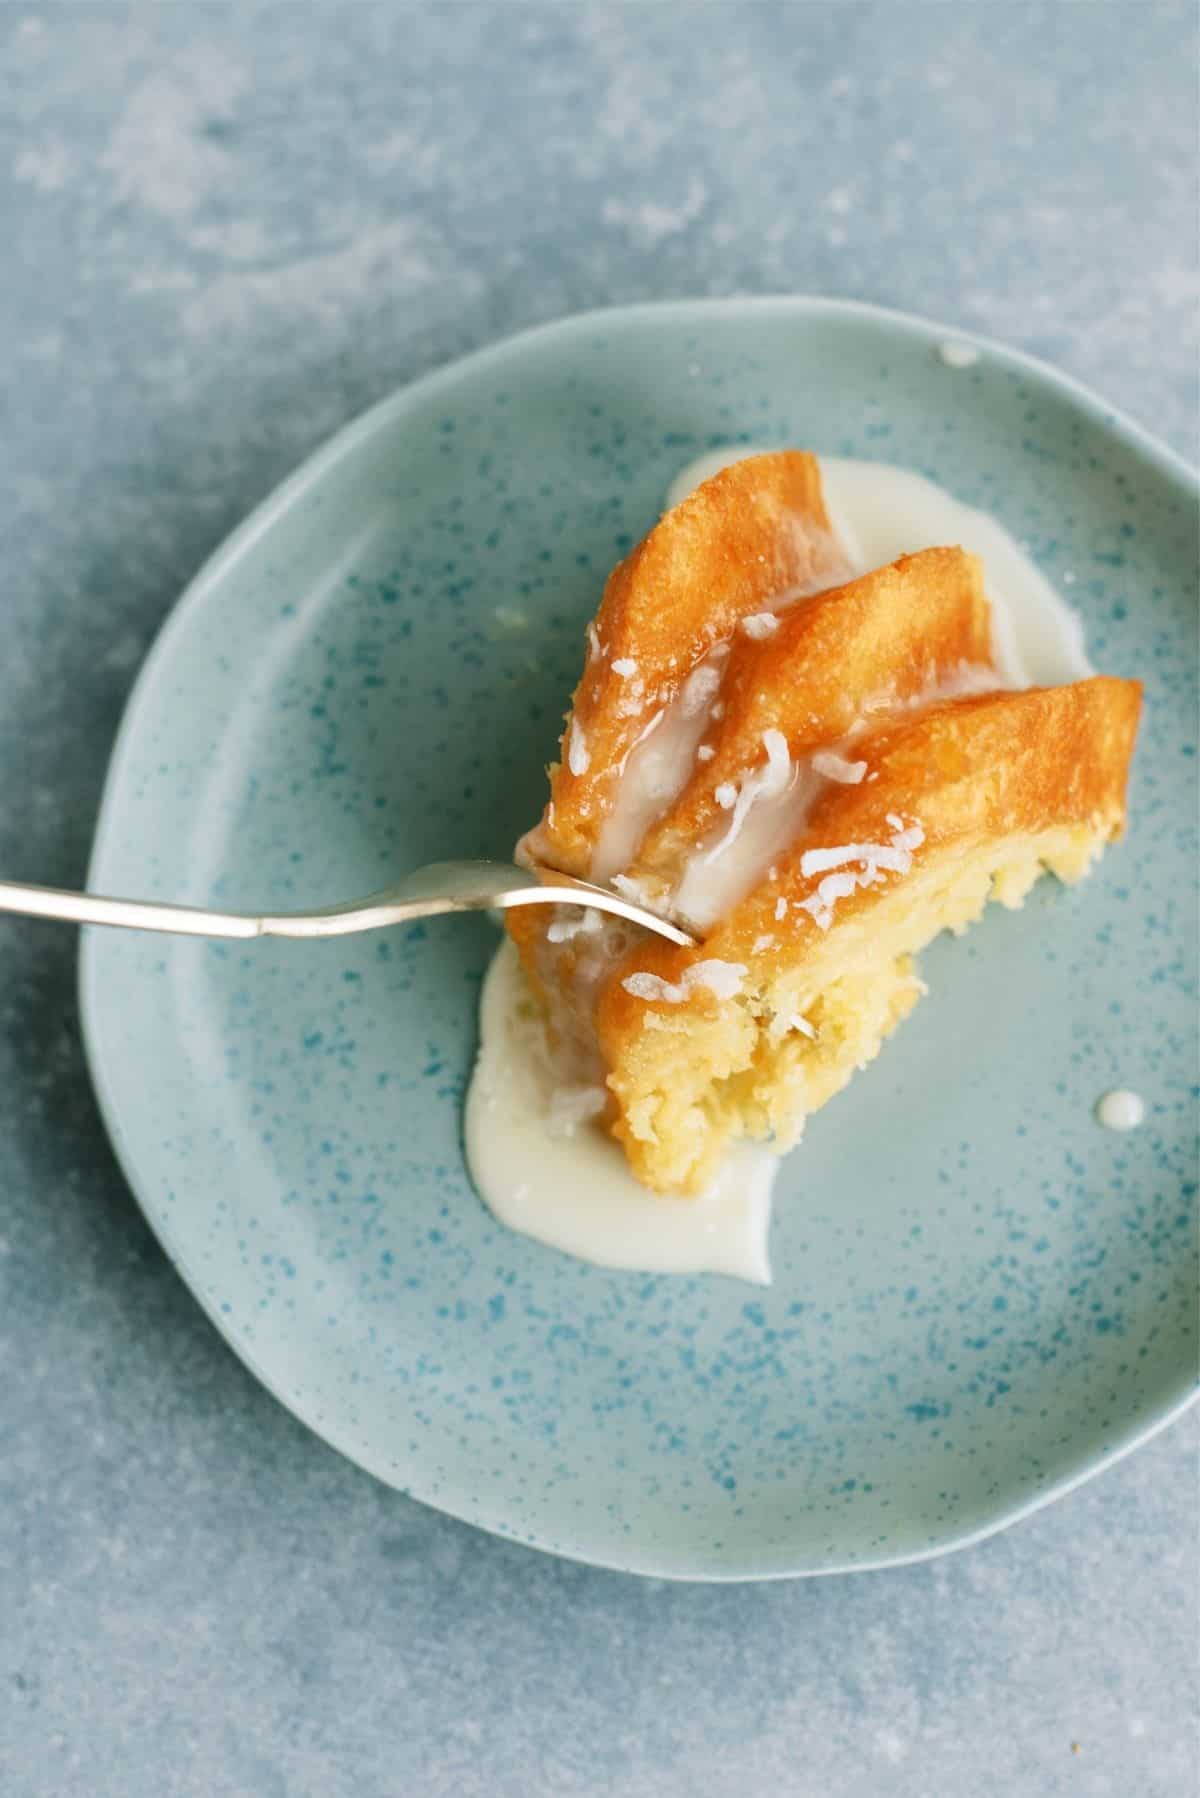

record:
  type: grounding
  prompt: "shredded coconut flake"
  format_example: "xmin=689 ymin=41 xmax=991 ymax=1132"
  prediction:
xmin=797 ymin=818 xmax=925 ymax=928
xmin=680 ymin=662 xmax=722 ymax=718
xmin=812 ymin=749 xmax=868 ymax=785
xmin=621 ymin=959 xmax=747 ymax=1005
xmin=696 ymin=743 xmax=715 ymax=762
xmin=740 ymin=611 xmax=780 ymax=639
xmin=615 ymin=676 xmax=646 ymax=717
xmin=567 ymin=718 xmax=590 ymax=776
xmin=789 ymin=1014 xmax=817 ymax=1039
xmin=620 ymin=971 xmax=680 ymax=1003
xmin=752 ymin=934 xmax=776 ymax=954
xmin=804 ymin=842 xmax=890 ymax=878
xmin=546 ymin=905 xmax=603 ymax=944
xmin=714 ymin=781 xmax=738 ymax=809
xmin=611 ymin=872 xmax=656 ymax=909
xmin=705 ymin=729 xmax=793 ymax=864
xmin=774 ymin=895 xmax=788 ymax=921
xmin=799 ymin=870 xmax=859 ymax=930
xmin=611 ymin=657 xmax=638 ymax=677
xmin=688 ymin=960 xmax=747 ymax=999
xmin=586 ymin=622 xmax=602 ymax=661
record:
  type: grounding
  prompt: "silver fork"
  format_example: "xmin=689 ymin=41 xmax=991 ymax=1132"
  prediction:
xmin=0 ymin=861 xmax=695 ymax=947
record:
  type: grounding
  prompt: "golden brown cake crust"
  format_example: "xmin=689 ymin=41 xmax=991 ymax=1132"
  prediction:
xmin=632 ymin=545 xmax=995 ymax=895
xmin=596 ymin=675 xmax=1142 ymax=1023
xmin=527 ymin=450 xmax=850 ymax=876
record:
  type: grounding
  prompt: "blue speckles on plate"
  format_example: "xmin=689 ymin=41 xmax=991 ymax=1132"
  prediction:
xmin=80 ymin=299 xmax=1198 ymax=1579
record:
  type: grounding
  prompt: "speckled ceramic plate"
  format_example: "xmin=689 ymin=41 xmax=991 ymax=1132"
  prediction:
xmin=80 ymin=299 xmax=1198 ymax=1579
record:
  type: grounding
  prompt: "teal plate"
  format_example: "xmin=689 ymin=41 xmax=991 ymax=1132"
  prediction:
xmin=80 ymin=300 xmax=1198 ymax=1579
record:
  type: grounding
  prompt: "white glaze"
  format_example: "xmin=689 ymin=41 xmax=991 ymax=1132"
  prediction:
xmin=591 ymin=658 xmax=721 ymax=882
xmin=1096 ymin=1089 xmax=1146 ymax=1132
xmin=465 ymin=941 xmax=776 ymax=1281
xmin=590 ymin=578 xmax=837 ymax=887
xmin=468 ymin=450 xmax=1095 ymax=1282
xmin=673 ymin=746 xmax=827 ymax=931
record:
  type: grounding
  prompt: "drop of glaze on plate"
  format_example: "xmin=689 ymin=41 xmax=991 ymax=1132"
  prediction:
xmin=467 ymin=450 xmax=1094 ymax=1282
xmin=465 ymin=940 xmax=776 ymax=1282
xmin=1095 ymin=1089 xmax=1146 ymax=1131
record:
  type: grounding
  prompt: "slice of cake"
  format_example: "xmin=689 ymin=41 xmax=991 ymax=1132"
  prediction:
xmin=508 ymin=452 xmax=1141 ymax=1195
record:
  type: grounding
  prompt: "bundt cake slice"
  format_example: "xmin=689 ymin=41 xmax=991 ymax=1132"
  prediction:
xmin=507 ymin=452 xmax=1141 ymax=1195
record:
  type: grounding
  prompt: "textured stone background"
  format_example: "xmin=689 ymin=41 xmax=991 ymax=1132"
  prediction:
xmin=0 ymin=4 xmax=1196 ymax=1794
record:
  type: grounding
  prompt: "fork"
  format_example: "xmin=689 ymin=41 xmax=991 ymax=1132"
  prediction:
xmin=0 ymin=860 xmax=695 ymax=947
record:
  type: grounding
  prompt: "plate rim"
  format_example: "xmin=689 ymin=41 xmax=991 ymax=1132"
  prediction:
xmin=79 ymin=294 xmax=1200 ymax=1580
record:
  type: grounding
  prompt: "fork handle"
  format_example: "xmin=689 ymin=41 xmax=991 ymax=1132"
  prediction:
xmin=0 ymin=879 xmax=262 ymax=939
xmin=0 ymin=879 xmax=429 ymax=941
xmin=0 ymin=867 xmax=695 ymax=947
